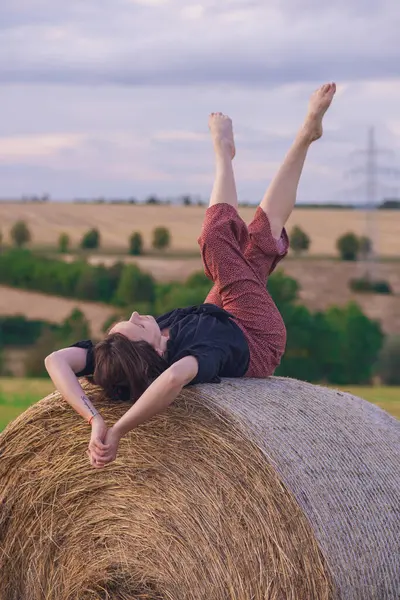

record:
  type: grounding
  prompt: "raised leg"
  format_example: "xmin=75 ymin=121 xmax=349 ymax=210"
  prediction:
xmin=201 ymin=112 xmax=287 ymax=377
xmin=260 ymin=82 xmax=337 ymax=240
xmin=208 ymin=112 xmax=237 ymax=209
xmin=200 ymin=112 xmax=257 ymax=299
xmin=204 ymin=113 xmax=244 ymax=307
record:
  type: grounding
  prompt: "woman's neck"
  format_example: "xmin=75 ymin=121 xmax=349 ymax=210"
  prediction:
xmin=160 ymin=331 xmax=169 ymax=354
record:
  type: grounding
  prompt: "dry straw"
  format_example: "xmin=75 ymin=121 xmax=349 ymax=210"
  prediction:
xmin=1 ymin=377 xmax=399 ymax=599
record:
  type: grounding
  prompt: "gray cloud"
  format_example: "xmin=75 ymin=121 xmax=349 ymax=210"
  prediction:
xmin=0 ymin=0 xmax=398 ymax=87
xmin=0 ymin=0 xmax=399 ymax=201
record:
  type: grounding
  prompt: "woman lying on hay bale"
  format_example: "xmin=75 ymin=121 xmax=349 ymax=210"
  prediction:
xmin=45 ymin=82 xmax=337 ymax=469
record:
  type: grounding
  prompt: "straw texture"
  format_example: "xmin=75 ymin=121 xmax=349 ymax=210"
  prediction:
xmin=0 ymin=377 xmax=398 ymax=599
xmin=191 ymin=377 xmax=400 ymax=600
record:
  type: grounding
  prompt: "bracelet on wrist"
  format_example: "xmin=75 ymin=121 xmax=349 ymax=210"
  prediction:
xmin=88 ymin=413 xmax=98 ymax=425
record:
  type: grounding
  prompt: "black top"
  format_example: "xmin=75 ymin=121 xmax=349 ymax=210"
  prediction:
xmin=71 ymin=303 xmax=250 ymax=385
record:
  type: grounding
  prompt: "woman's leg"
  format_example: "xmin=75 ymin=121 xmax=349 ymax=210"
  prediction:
xmin=246 ymin=82 xmax=337 ymax=282
xmin=199 ymin=113 xmax=285 ymax=376
xmin=202 ymin=85 xmax=337 ymax=377
xmin=208 ymin=112 xmax=237 ymax=209
xmin=204 ymin=112 xmax=250 ymax=307
xmin=261 ymin=82 xmax=336 ymax=240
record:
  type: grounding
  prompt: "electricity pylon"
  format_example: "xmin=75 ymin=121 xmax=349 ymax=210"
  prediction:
xmin=345 ymin=127 xmax=400 ymax=280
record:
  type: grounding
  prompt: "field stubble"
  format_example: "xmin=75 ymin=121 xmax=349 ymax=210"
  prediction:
xmin=1 ymin=203 xmax=400 ymax=256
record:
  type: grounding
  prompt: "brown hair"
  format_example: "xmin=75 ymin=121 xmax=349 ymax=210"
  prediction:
xmin=93 ymin=333 xmax=168 ymax=403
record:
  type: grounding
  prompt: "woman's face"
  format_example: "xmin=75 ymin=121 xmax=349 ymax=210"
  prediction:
xmin=109 ymin=311 xmax=162 ymax=349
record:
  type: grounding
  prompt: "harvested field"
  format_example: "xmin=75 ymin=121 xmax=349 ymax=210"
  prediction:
xmin=0 ymin=286 xmax=115 ymax=339
xmin=1 ymin=202 xmax=400 ymax=256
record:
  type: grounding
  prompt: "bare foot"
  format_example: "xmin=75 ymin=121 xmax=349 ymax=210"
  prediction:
xmin=208 ymin=112 xmax=236 ymax=159
xmin=300 ymin=82 xmax=336 ymax=143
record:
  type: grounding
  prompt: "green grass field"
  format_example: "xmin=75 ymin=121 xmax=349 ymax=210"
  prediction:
xmin=0 ymin=378 xmax=398 ymax=432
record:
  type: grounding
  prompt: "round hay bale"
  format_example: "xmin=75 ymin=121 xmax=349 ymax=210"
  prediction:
xmin=0 ymin=378 xmax=399 ymax=600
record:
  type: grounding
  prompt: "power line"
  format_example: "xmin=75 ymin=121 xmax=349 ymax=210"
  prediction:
xmin=344 ymin=127 xmax=400 ymax=280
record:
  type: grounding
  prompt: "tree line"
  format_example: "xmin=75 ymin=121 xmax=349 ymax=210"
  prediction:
xmin=2 ymin=221 xmax=171 ymax=254
xmin=1 ymin=220 xmax=393 ymax=296
xmin=0 ymin=263 xmax=399 ymax=386
xmin=7 ymin=196 xmax=400 ymax=209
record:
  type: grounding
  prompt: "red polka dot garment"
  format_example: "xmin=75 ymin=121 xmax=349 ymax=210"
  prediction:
xmin=198 ymin=203 xmax=289 ymax=378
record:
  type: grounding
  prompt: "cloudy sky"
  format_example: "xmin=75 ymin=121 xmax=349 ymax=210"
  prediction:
xmin=1 ymin=0 xmax=399 ymax=203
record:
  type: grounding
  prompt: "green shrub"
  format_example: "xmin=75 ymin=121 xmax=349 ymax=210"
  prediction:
xmin=185 ymin=271 xmax=211 ymax=288
xmin=10 ymin=220 xmax=31 ymax=248
xmin=114 ymin=265 xmax=156 ymax=306
xmin=268 ymin=269 xmax=300 ymax=308
xmin=376 ymin=335 xmax=400 ymax=385
xmin=155 ymin=284 xmax=210 ymax=315
xmin=349 ymin=277 xmax=392 ymax=295
xmin=24 ymin=329 xmax=60 ymax=377
xmin=0 ymin=249 xmax=125 ymax=304
xmin=80 ymin=228 xmax=100 ymax=249
xmin=290 ymin=226 xmax=310 ymax=255
xmin=129 ymin=232 xmax=143 ymax=256
xmin=58 ymin=232 xmax=70 ymax=253
xmin=0 ymin=315 xmax=60 ymax=346
xmin=337 ymin=232 xmax=360 ymax=261
xmin=24 ymin=309 xmax=91 ymax=377
xmin=152 ymin=227 xmax=171 ymax=250
xmin=276 ymin=300 xmax=384 ymax=385
xmin=323 ymin=302 xmax=384 ymax=384
xmin=59 ymin=308 xmax=90 ymax=340
xmin=371 ymin=280 xmax=392 ymax=294
xmin=102 ymin=313 xmax=123 ymax=334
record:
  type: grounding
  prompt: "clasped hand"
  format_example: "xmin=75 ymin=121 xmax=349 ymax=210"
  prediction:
xmin=87 ymin=416 xmax=122 ymax=469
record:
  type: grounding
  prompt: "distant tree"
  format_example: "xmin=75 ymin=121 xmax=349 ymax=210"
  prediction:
xmin=379 ymin=199 xmax=400 ymax=210
xmin=349 ymin=276 xmax=392 ymax=295
xmin=376 ymin=335 xmax=400 ymax=385
xmin=0 ymin=347 xmax=5 ymax=376
xmin=267 ymin=269 xmax=300 ymax=309
xmin=58 ymin=232 xmax=70 ymax=253
xmin=102 ymin=312 xmax=124 ymax=334
xmin=129 ymin=232 xmax=143 ymax=256
xmin=155 ymin=285 xmax=211 ymax=314
xmin=182 ymin=195 xmax=192 ymax=206
xmin=146 ymin=196 xmax=160 ymax=205
xmin=25 ymin=309 xmax=91 ymax=377
xmin=290 ymin=226 xmax=311 ymax=255
xmin=359 ymin=235 xmax=372 ymax=259
xmin=114 ymin=264 xmax=156 ymax=306
xmin=10 ymin=220 xmax=31 ymax=248
xmin=185 ymin=271 xmax=211 ymax=288
xmin=152 ymin=226 xmax=171 ymax=251
xmin=75 ymin=268 xmax=101 ymax=301
xmin=80 ymin=228 xmax=100 ymax=250
xmin=336 ymin=232 xmax=360 ymax=261
xmin=323 ymin=302 xmax=384 ymax=384
xmin=25 ymin=328 xmax=59 ymax=377
xmin=107 ymin=261 xmax=125 ymax=295
xmin=59 ymin=308 xmax=91 ymax=341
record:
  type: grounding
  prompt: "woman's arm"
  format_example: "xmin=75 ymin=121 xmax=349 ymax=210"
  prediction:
xmin=44 ymin=347 xmax=99 ymax=423
xmin=113 ymin=355 xmax=199 ymax=438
